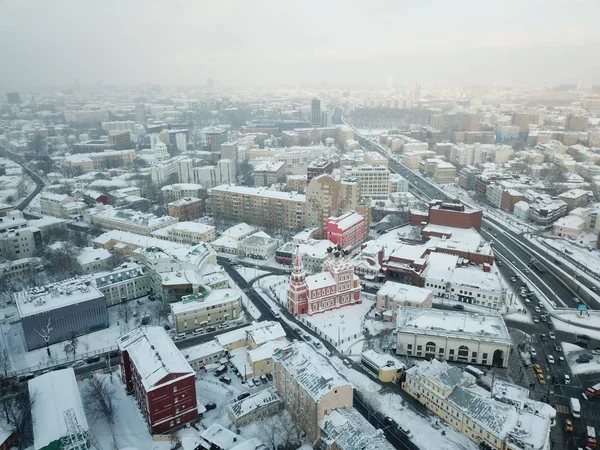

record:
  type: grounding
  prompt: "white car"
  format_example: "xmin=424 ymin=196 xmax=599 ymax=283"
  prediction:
xmin=530 ymin=348 xmax=537 ymax=357
xmin=534 ymin=306 xmax=541 ymax=313
xmin=547 ymin=355 xmax=555 ymax=364
xmin=548 ymin=332 xmax=555 ymax=340
xmin=564 ymin=374 xmax=571 ymax=384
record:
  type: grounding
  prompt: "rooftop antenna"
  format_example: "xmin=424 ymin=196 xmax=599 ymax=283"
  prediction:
xmin=62 ymin=408 xmax=102 ymax=450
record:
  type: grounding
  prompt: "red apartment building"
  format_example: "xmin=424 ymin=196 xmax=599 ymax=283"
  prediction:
xmin=118 ymin=326 xmax=198 ymax=434
xmin=326 ymin=211 xmax=367 ymax=250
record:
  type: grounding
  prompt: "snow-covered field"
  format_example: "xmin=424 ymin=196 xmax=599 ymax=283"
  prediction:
xmin=561 ymin=342 xmax=600 ymax=375
xmin=300 ymin=298 xmax=375 ymax=347
xmin=330 ymin=357 xmax=477 ymax=450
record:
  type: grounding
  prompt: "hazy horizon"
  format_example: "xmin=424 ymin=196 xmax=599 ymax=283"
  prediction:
xmin=1 ymin=0 xmax=599 ymax=91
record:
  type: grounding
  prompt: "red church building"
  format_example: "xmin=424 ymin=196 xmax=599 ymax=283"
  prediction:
xmin=118 ymin=326 xmax=198 ymax=434
xmin=287 ymin=246 xmax=362 ymax=316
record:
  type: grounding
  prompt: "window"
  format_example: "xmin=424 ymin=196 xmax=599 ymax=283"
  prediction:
xmin=417 ymin=345 xmax=422 ymax=351
xmin=482 ymin=353 xmax=488 ymax=359
xmin=449 ymin=349 xmax=455 ymax=355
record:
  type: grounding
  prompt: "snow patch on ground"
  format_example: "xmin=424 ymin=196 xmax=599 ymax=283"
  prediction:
xmin=234 ymin=266 xmax=269 ymax=282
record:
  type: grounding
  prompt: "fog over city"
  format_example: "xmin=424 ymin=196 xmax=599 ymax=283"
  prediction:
xmin=1 ymin=0 xmax=600 ymax=89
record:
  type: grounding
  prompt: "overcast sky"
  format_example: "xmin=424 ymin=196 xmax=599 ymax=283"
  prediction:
xmin=1 ymin=0 xmax=599 ymax=90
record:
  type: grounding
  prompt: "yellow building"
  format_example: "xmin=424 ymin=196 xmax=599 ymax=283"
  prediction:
xmin=170 ymin=288 xmax=242 ymax=333
xmin=360 ymin=350 xmax=405 ymax=383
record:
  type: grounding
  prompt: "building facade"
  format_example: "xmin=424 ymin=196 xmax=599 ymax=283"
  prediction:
xmin=286 ymin=247 xmax=362 ymax=316
xmin=118 ymin=327 xmax=198 ymax=434
xmin=170 ymin=289 xmax=242 ymax=333
xmin=167 ymin=197 xmax=204 ymax=221
xmin=325 ymin=211 xmax=368 ymax=250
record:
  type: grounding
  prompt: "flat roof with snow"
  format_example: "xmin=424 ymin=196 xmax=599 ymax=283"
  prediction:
xmin=246 ymin=321 xmax=287 ymax=347
xmin=29 ymin=368 xmax=89 ymax=450
xmin=180 ymin=340 xmax=225 ymax=362
xmin=229 ymin=386 xmax=281 ymax=420
xmin=395 ymin=307 xmax=511 ymax=343
xmin=170 ymin=288 xmax=241 ymax=314
xmin=377 ymin=280 xmax=432 ymax=304
xmin=16 ymin=279 xmax=103 ymax=317
xmin=211 ymin=184 xmax=306 ymax=202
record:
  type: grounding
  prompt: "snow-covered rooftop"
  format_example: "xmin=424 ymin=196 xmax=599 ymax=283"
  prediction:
xmin=305 ymin=272 xmax=336 ymax=291
xmin=246 ymin=321 xmax=286 ymax=346
xmin=361 ymin=349 xmax=405 ymax=371
xmin=77 ymin=246 xmax=112 ymax=266
xmin=117 ymin=326 xmax=194 ymax=391
xmin=377 ymin=280 xmax=432 ymax=304
xmin=450 ymin=266 xmax=503 ymax=292
xmin=319 ymin=407 xmax=395 ymax=450
xmin=179 ymin=340 xmax=224 ymax=362
xmin=29 ymin=368 xmax=89 ymax=450
xmin=272 ymin=342 xmax=351 ymax=402
xmin=222 ymin=222 xmax=257 ymax=240
xmin=211 ymin=184 xmax=306 ymax=202
xmin=396 ymin=307 xmax=511 ymax=343
xmin=247 ymin=339 xmax=290 ymax=363
xmin=170 ymin=288 xmax=241 ymax=314
xmin=228 ymin=386 xmax=281 ymax=420
xmin=16 ymin=279 xmax=103 ymax=317
xmin=421 ymin=252 xmax=459 ymax=282
xmin=327 ymin=211 xmax=364 ymax=230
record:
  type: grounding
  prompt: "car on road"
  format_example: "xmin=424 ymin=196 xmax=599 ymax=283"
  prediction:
xmin=192 ymin=329 xmax=204 ymax=336
xmin=576 ymin=334 xmax=590 ymax=341
xmin=497 ymin=260 xmax=503 ymax=266
xmin=533 ymin=364 xmax=543 ymax=374
xmin=398 ymin=427 xmax=413 ymax=439
xmin=343 ymin=358 xmax=353 ymax=367
xmin=559 ymin=356 xmax=566 ymax=365
xmin=530 ymin=348 xmax=537 ymax=357
xmin=537 ymin=374 xmax=546 ymax=384
xmin=174 ymin=333 xmax=186 ymax=341
xmin=384 ymin=416 xmax=396 ymax=427
xmin=564 ymin=375 xmax=571 ymax=384
xmin=206 ymin=326 xmax=217 ymax=332
xmin=534 ymin=306 xmax=540 ymax=313
xmin=540 ymin=334 xmax=547 ymax=342
xmin=548 ymin=332 xmax=555 ymax=340
xmin=453 ymin=304 xmax=465 ymax=310
xmin=573 ymin=297 xmax=581 ymax=303
xmin=72 ymin=360 xmax=85 ymax=367
xmin=266 ymin=373 xmax=273 ymax=381
xmin=565 ymin=419 xmax=573 ymax=432
xmin=533 ymin=317 xmax=540 ymax=323
xmin=510 ymin=277 xmax=517 ymax=282
xmin=555 ymin=344 xmax=561 ymax=352
xmin=219 ymin=376 xmax=231 ymax=385
xmin=547 ymin=355 xmax=555 ymax=364
xmin=524 ymin=269 xmax=530 ymax=274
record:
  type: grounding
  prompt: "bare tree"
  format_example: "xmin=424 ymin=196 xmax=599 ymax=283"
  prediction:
xmin=34 ymin=318 xmax=53 ymax=357
xmin=0 ymin=348 xmax=9 ymax=377
xmin=149 ymin=301 xmax=170 ymax=325
xmin=1 ymin=391 xmax=36 ymax=449
xmin=83 ymin=375 xmax=117 ymax=425
xmin=69 ymin=333 xmax=78 ymax=359
xmin=255 ymin=409 xmax=302 ymax=450
xmin=119 ymin=301 xmax=132 ymax=325
xmin=63 ymin=342 xmax=73 ymax=361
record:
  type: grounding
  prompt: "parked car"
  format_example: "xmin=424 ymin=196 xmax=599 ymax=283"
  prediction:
xmin=260 ymin=375 xmax=268 ymax=384
xmin=207 ymin=326 xmax=217 ymax=332
xmin=592 ymin=348 xmax=600 ymax=355
xmin=252 ymin=377 xmax=261 ymax=387
xmin=540 ymin=334 xmax=547 ymax=342
xmin=343 ymin=358 xmax=353 ymax=367
xmin=384 ymin=416 xmax=396 ymax=427
xmin=219 ymin=376 xmax=232 ymax=385
xmin=266 ymin=373 xmax=273 ymax=381
xmin=237 ymin=392 xmax=251 ymax=401
xmin=453 ymin=304 xmax=465 ymax=310
xmin=72 ymin=360 xmax=85 ymax=367
xmin=576 ymin=334 xmax=590 ymax=341
xmin=533 ymin=364 xmax=543 ymax=374
xmin=548 ymin=332 xmax=555 ymax=340
xmin=192 ymin=329 xmax=204 ymax=336
xmin=575 ymin=340 xmax=588 ymax=349
xmin=533 ymin=317 xmax=540 ymax=323
xmin=86 ymin=356 xmax=100 ymax=364
xmin=537 ymin=374 xmax=546 ymax=384
xmin=554 ymin=344 xmax=561 ymax=352
xmin=564 ymin=375 xmax=571 ymax=385
xmin=174 ymin=333 xmax=186 ymax=341
xmin=558 ymin=356 xmax=566 ymax=365
xmin=205 ymin=402 xmax=217 ymax=411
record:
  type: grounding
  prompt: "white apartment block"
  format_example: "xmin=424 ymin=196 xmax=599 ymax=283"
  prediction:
xmin=346 ymin=165 xmax=390 ymax=200
xmin=161 ymin=183 xmax=205 ymax=202
xmin=91 ymin=263 xmax=150 ymax=306
xmin=151 ymin=222 xmax=216 ymax=244
xmin=87 ymin=205 xmax=178 ymax=235
xmin=395 ymin=307 xmax=511 ymax=368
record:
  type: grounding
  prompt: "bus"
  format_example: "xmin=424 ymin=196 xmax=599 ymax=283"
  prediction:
xmin=465 ymin=365 xmax=485 ymax=379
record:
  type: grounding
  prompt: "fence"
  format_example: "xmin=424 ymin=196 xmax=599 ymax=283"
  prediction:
xmin=7 ymin=344 xmax=119 ymax=378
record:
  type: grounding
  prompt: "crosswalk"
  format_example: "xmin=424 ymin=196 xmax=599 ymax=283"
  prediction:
xmin=555 ymin=404 xmax=569 ymax=414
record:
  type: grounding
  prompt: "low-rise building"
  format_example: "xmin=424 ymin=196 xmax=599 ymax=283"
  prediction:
xmin=180 ymin=340 xmax=226 ymax=371
xmin=118 ymin=327 xmax=198 ymax=434
xmin=29 ymin=369 xmax=90 ymax=450
xmin=88 ymin=205 xmax=178 ymax=235
xmin=325 ymin=211 xmax=368 ymax=250
xmin=246 ymin=321 xmax=287 ymax=349
xmin=167 ymin=197 xmax=204 ymax=221
xmin=238 ymin=232 xmax=279 ymax=260
xmin=317 ymin=407 xmax=396 ymax=450
xmin=552 ymin=215 xmax=585 ymax=240
xmin=376 ymin=280 xmax=433 ymax=319
xmin=151 ymin=221 xmax=216 ymax=244
xmin=77 ymin=246 xmax=113 ymax=273
xmin=360 ymin=350 xmax=405 ymax=383
xmin=228 ymin=387 xmax=282 ymax=427
xmin=402 ymin=359 xmax=553 ymax=450
xmin=170 ymin=288 xmax=242 ymax=333
xmin=432 ymin=160 xmax=457 ymax=184
xmin=275 ymin=239 xmax=334 ymax=273
xmin=395 ymin=307 xmax=511 ymax=367
xmin=252 ymin=160 xmax=286 ymax=187
xmin=273 ymin=342 xmax=353 ymax=441
xmin=161 ymin=183 xmax=205 ymax=202
xmin=558 ymin=189 xmax=591 ymax=211
xmin=91 ymin=263 xmax=150 ymax=306
xmin=16 ymin=279 xmax=108 ymax=351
